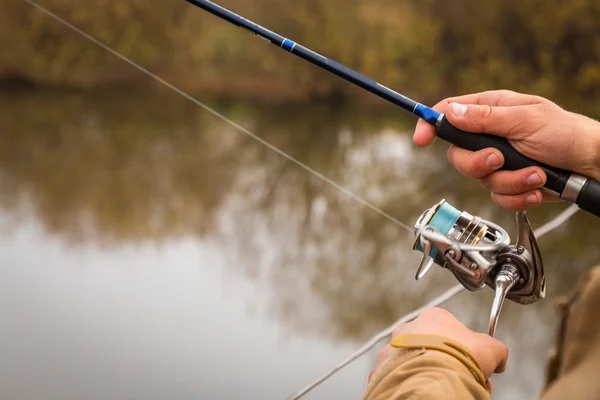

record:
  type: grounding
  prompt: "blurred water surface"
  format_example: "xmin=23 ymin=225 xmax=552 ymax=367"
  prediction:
xmin=1 ymin=88 xmax=600 ymax=400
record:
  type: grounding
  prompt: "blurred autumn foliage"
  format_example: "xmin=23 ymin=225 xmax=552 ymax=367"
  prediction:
xmin=2 ymin=0 xmax=600 ymax=113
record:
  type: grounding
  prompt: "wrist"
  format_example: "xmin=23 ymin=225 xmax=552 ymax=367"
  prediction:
xmin=593 ymin=125 xmax=600 ymax=180
xmin=573 ymin=112 xmax=600 ymax=180
xmin=390 ymin=334 xmax=487 ymax=390
xmin=364 ymin=344 xmax=488 ymax=400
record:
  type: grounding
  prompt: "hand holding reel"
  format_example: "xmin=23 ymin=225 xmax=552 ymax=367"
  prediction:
xmin=413 ymin=200 xmax=545 ymax=337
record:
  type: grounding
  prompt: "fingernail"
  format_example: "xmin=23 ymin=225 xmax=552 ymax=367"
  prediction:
xmin=527 ymin=173 xmax=542 ymax=186
xmin=486 ymin=153 xmax=501 ymax=167
xmin=450 ymin=102 xmax=468 ymax=117
xmin=526 ymin=194 xmax=539 ymax=204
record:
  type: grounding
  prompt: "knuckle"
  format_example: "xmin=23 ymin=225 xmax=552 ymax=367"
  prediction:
xmin=465 ymin=153 xmax=488 ymax=178
xmin=422 ymin=307 xmax=441 ymax=316
xmin=464 ymin=161 xmax=477 ymax=177
xmin=436 ymin=307 xmax=456 ymax=320
xmin=418 ymin=308 xmax=436 ymax=319
xmin=422 ymin=307 xmax=455 ymax=321
xmin=506 ymin=195 xmax=528 ymax=211
xmin=434 ymin=98 xmax=451 ymax=112
xmin=464 ymin=156 xmax=480 ymax=176
xmin=477 ymin=104 xmax=493 ymax=119
xmin=506 ymin=111 xmax=530 ymax=136
xmin=529 ymin=106 xmax=547 ymax=122
xmin=495 ymin=89 xmax=517 ymax=104
xmin=508 ymin=176 xmax=521 ymax=194
xmin=531 ymin=94 xmax=552 ymax=106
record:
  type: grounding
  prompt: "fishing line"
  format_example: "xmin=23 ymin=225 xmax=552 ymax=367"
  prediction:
xmin=22 ymin=0 xmax=414 ymax=234
xmin=289 ymin=203 xmax=580 ymax=399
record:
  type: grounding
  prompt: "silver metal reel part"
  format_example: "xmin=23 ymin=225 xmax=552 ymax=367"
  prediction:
xmin=413 ymin=201 xmax=546 ymax=337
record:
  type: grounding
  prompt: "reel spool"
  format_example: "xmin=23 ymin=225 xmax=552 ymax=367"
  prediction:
xmin=413 ymin=199 xmax=545 ymax=337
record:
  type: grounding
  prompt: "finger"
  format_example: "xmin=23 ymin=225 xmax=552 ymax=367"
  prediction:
xmin=413 ymin=95 xmax=481 ymax=147
xmin=445 ymin=102 xmax=540 ymax=138
xmin=445 ymin=90 xmax=542 ymax=108
xmin=487 ymin=378 xmax=493 ymax=393
xmin=483 ymin=335 xmax=509 ymax=374
xmin=479 ymin=167 xmax=546 ymax=195
xmin=433 ymin=90 xmax=541 ymax=117
xmin=494 ymin=346 xmax=509 ymax=374
xmin=491 ymin=190 xmax=543 ymax=210
xmin=447 ymin=145 xmax=504 ymax=179
xmin=413 ymin=90 xmax=540 ymax=147
xmin=414 ymin=99 xmax=450 ymax=147
xmin=414 ymin=118 xmax=437 ymax=147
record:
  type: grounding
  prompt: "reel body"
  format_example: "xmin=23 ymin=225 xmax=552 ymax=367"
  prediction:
xmin=413 ymin=199 xmax=545 ymax=336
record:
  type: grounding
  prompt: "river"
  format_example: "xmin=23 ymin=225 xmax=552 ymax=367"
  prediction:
xmin=0 ymin=88 xmax=599 ymax=399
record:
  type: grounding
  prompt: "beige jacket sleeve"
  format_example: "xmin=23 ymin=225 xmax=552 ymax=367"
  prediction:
xmin=363 ymin=347 xmax=492 ymax=400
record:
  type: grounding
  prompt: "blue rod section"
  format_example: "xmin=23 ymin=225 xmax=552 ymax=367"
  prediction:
xmin=184 ymin=0 xmax=441 ymax=125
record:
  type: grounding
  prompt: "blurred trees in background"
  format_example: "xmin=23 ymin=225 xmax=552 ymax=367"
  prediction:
xmin=3 ymin=0 xmax=600 ymax=114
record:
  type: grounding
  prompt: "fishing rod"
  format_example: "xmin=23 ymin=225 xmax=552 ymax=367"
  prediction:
xmin=186 ymin=0 xmax=600 ymax=218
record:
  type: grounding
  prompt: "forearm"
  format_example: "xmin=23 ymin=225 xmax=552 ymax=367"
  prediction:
xmin=364 ymin=347 xmax=491 ymax=400
xmin=571 ymin=111 xmax=600 ymax=181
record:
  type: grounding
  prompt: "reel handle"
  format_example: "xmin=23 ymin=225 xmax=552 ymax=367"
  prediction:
xmin=436 ymin=116 xmax=600 ymax=218
xmin=488 ymin=266 xmax=519 ymax=337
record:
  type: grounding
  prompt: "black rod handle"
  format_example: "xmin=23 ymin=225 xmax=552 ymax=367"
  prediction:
xmin=437 ymin=116 xmax=570 ymax=193
xmin=577 ymin=180 xmax=600 ymax=217
xmin=437 ymin=116 xmax=600 ymax=217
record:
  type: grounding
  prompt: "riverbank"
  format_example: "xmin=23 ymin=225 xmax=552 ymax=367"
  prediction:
xmin=4 ymin=0 xmax=600 ymax=115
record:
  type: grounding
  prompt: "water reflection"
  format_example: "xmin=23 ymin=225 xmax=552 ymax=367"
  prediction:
xmin=1 ymin=88 xmax=600 ymax=399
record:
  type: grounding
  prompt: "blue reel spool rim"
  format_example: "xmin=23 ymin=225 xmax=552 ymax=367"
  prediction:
xmin=415 ymin=200 xmax=462 ymax=258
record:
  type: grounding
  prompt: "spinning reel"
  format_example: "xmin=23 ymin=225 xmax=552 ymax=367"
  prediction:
xmin=413 ymin=199 xmax=545 ymax=337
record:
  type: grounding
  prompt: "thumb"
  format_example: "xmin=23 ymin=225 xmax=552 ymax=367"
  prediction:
xmin=446 ymin=102 xmax=524 ymax=137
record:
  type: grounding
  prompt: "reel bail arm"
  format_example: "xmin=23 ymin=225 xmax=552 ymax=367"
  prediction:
xmin=413 ymin=200 xmax=545 ymax=337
